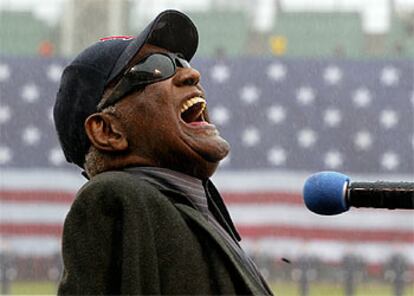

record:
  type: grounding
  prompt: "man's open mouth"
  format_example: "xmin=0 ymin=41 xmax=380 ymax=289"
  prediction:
xmin=180 ymin=97 xmax=207 ymax=124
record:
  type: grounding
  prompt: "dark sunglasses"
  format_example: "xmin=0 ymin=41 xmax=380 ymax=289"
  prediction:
xmin=98 ymin=52 xmax=191 ymax=110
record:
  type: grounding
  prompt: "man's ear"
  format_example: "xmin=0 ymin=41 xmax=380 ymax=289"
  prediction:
xmin=84 ymin=113 xmax=128 ymax=152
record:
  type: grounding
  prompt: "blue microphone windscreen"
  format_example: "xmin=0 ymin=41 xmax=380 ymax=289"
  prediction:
xmin=303 ymin=171 xmax=350 ymax=215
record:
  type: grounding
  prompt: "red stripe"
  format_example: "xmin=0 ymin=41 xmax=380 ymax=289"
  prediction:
xmin=0 ymin=190 xmax=74 ymax=204
xmin=1 ymin=190 xmax=302 ymax=205
xmin=0 ymin=191 xmax=304 ymax=205
xmin=222 ymin=192 xmax=303 ymax=205
xmin=0 ymin=223 xmax=62 ymax=237
xmin=237 ymin=225 xmax=414 ymax=243
xmin=3 ymin=222 xmax=413 ymax=244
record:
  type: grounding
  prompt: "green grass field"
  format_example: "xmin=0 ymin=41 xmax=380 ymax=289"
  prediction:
xmin=6 ymin=281 xmax=57 ymax=295
xmin=272 ymin=281 xmax=414 ymax=296
xmin=2 ymin=280 xmax=413 ymax=295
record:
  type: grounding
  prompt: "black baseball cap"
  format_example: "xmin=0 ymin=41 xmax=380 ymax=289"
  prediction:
xmin=53 ymin=10 xmax=198 ymax=168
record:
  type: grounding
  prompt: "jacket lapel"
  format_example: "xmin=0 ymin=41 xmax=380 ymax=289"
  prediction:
xmin=126 ymin=171 xmax=272 ymax=295
xmin=176 ymin=203 xmax=270 ymax=296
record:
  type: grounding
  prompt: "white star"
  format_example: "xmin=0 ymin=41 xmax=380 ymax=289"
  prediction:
xmin=210 ymin=64 xmax=230 ymax=83
xmin=323 ymin=108 xmax=342 ymax=127
xmin=380 ymin=66 xmax=400 ymax=86
xmin=210 ymin=105 xmax=230 ymax=126
xmin=381 ymin=152 xmax=400 ymax=170
xmin=267 ymin=105 xmax=286 ymax=124
xmin=267 ymin=147 xmax=287 ymax=166
xmin=0 ymin=63 xmax=11 ymax=81
xmin=352 ymin=87 xmax=372 ymax=108
xmin=0 ymin=146 xmax=12 ymax=164
xmin=354 ymin=130 xmax=373 ymax=151
xmin=0 ymin=105 xmax=11 ymax=124
xmin=296 ymin=86 xmax=315 ymax=105
xmin=241 ymin=127 xmax=260 ymax=147
xmin=379 ymin=109 xmax=399 ymax=129
xmin=324 ymin=150 xmax=343 ymax=169
xmin=21 ymin=83 xmax=40 ymax=103
xmin=49 ymin=147 xmax=66 ymax=165
xmin=47 ymin=64 xmax=64 ymax=82
xmin=22 ymin=126 xmax=41 ymax=146
xmin=240 ymin=85 xmax=260 ymax=105
xmin=323 ymin=65 xmax=343 ymax=85
xmin=267 ymin=63 xmax=287 ymax=81
xmin=297 ymin=128 xmax=317 ymax=148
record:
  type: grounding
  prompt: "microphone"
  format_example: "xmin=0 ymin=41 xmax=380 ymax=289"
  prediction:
xmin=303 ymin=171 xmax=414 ymax=215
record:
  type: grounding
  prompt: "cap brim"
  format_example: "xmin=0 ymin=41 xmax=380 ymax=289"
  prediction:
xmin=107 ymin=10 xmax=198 ymax=83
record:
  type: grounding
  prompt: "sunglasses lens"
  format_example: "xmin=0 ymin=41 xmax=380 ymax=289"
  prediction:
xmin=129 ymin=54 xmax=175 ymax=84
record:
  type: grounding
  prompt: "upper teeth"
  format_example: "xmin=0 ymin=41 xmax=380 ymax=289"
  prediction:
xmin=180 ymin=97 xmax=206 ymax=114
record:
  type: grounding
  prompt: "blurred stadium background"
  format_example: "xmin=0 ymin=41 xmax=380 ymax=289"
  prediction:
xmin=0 ymin=0 xmax=413 ymax=295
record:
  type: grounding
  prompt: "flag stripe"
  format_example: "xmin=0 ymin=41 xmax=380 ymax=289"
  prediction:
xmin=0 ymin=190 xmax=74 ymax=203
xmin=3 ymin=223 xmax=413 ymax=244
xmin=223 ymin=192 xmax=303 ymax=204
xmin=1 ymin=223 xmax=62 ymax=236
xmin=237 ymin=225 xmax=414 ymax=243
xmin=228 ymin=204 xmax=414 ymax=230
xmin=0 ymin=190 xmax=303 ymax=205
xmin=1 ymin=202 xmax=68 ymax=223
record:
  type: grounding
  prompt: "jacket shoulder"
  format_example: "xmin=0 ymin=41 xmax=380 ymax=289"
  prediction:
xmin=80 ymin=170 xmax=156 ymax=195
xmin=73 ymin=170 xmax=166 ymax=212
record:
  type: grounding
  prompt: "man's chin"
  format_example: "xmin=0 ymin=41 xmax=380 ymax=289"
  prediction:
xmin=192 ymin=137 xmax=231 ymax=163
xmin=179 ymin=141 xmax=229 ymax=179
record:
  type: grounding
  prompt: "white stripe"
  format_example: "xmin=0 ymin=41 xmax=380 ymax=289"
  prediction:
xmin=213 ymin=169 xmax=414 ymax=192
xmin=0 ymin=202 xmax=69 ymax=223
xmin=241 ymin=238 xmax=414 ymax=264
xmin=1 ymin=236 xmax=61 ymax=256
xmin=3 ymin=168 xmax=412 ymax=192
xmin=228 ymin=204 xmax=414 ymax=231
xmin=1 ymin=169 xmax=85 ymax=190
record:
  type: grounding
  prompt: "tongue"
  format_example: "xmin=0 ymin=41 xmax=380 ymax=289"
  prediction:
xmin=189 ymin=121 xmax=209 ymax=126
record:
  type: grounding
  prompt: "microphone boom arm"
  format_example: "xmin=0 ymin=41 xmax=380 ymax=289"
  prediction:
xmin=348 ymin=182 xmax=414 ymax=210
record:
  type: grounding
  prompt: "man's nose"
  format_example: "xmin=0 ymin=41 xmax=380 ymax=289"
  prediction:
xmin=173 ymin=67 xmax=201 ymax=86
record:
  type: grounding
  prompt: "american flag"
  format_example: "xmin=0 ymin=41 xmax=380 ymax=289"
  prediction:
xmin=1 ymin=55 xmax=413 ymax=267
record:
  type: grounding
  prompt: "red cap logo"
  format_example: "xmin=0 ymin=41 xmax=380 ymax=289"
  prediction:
xmin=100 ymin=35 xmax=134 ymax=42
